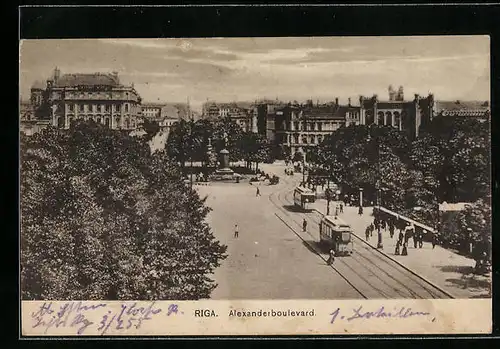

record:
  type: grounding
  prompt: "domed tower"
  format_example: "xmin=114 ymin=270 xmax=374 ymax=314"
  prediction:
xmin=397 ymin=86 xmax=404 ymax=101
xmin=388 ymin=85 xmax=396 ymax=101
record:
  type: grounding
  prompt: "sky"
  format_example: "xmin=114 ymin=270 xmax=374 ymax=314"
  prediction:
xmin=19 ymin=36 xmax=490 ymax=112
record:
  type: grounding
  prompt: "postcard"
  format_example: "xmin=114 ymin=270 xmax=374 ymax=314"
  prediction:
xmin=19 ymin=36 xmax=492 ymax=336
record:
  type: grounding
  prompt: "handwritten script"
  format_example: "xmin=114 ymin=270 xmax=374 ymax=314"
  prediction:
xmin=30 ymin=301 xmax=179 ymax=335
xmin=330 ymin=305 xmax=436 ymax=324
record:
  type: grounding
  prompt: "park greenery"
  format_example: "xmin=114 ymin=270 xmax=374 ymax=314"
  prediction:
xmin=21 ymin=120 xmax=227 ymax=300
xmin=166 ymin=117 xmax=272 ymax=172
xmin=308 ymin=116 xmax=491 ymax=261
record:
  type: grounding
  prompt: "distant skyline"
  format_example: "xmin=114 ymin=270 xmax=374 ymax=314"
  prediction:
xmin=19 ymin=36 xmax=490 ymax=112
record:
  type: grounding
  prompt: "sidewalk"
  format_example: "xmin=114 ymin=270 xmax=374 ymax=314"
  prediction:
xmin=310 ymin=198 xmax=492 ymax=299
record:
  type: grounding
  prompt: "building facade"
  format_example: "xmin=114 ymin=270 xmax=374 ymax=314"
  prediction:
xmin=358 ymin=86 xmax=435 ymax=140
xmin=30 ymin=67 xmax=142 ymax=131
xmin=202 ymin=101 xmax=256 ymax=132
xmin=273 ymin=100 xmax=358 ymax=157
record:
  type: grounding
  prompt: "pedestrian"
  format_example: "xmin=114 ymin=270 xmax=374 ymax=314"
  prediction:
xmin=256 ymin=186 xmax=261 ymax=197
xmin=327 ymin=249 xmax=335 ymax=265
xmin=389 ymin=224 xmax=395 ymax=239
xmin=381 ymin=220 xmax=386 ymax=231
xmin=413 ymin=230 xmax=418 ymax=249
xmin=303 ymin=219 xmax=307 ymax=232
xmin=401 ymin=241 xmax=408 ymax=256
xmin=365 ymin=226 xmax=370 ymax=241
xmin=419 ymin=231 xmax=424 ymax=248
xmin=369 ymin=223 xmax=374 ymax=237
xmin=358 ymin=206 xmax=363 ymax=215
xmin=234 ymin=224 xmax=239 ymax=238
xmin=398 ymin=231 xmax=404 ymax=245
xmin=339 ymin=202 xmax=344 ymax=213
xmin=395 ymin=241 xmax=400 ymax=255
xmin=432 ymin=233 xmax=438 ymax=249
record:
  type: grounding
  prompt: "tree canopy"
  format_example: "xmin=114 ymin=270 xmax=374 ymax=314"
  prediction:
xmin=166 ymin=117 xmax=271 ymax=169
xmin=21 ymin=120 xmax=227 ymax=300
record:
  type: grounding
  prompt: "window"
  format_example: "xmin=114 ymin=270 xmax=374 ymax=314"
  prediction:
xmin=386 ymin=112 xmax=393 ymax=126
xmin=318 ymin=123 xmax=322 ymax=131
xmin=68 ymin=104 xmax=74 ymax=112
xmin=393 ymin=112 xmax=400 ymax=128
xmin=79 ymin=104 xmax=84 ymax=112
xmin=125 ymin=104 xmax=129 ymax=112
xmin=377 ymin=111 xmax=384 ymax=125
xmin=97 ymin=117 xmax=102 ymax=124
xmin=105 ymin=104 xmax=110 ymax=112
xmin=115 ymin=104 xmax=121 ymax=112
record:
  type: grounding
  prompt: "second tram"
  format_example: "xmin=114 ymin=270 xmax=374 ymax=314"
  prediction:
xmin=293 ymin=186 xmax=316 ymax=211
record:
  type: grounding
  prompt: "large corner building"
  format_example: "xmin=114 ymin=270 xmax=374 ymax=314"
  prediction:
xmin=29 ymin=67 xmax=142 ymax=130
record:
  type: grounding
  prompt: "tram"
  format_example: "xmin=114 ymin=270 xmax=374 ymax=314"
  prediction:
xmin=319 ymin=216 xmax=354 ymax=256
xmin=293 ymin=186 xmax=316 ymax=211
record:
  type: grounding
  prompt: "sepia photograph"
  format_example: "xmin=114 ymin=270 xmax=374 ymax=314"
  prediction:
xmin=19 ymin=36 xmax=492 ymax=335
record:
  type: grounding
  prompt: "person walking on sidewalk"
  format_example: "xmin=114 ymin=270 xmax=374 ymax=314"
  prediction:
xmin=398 ymin=231 xmax=404 ymax=246
xmin=339 ymin=202 xmax=344 ymax=213
xmin=327 ymin=249 xmax=335 ymax=265
xmin=389 ymin=223 xmax=395 ymax=239
xmin=234 ymin=224 xmax=239 ymax=238
xmin=358 ymin=206 xmax=363 ymax=215
xmin=365 ymin=226 xmax=371 ymax=241
xmin=418 ymin=231 xmax=424 ymax=248
xmin=401 ymin=241 xmax=408 ymax=256
xmin=369 ymin=222 xmax=374 ymax=237
xmin=302 ymin=219 xmax=307 ymax=232
xmin=256 ymin=186 xmax=261 ymax=197
xmin=395 ymin=240 xmax=401 ymax=255
xmin=432 ymin=233 xmax=438 ymax=249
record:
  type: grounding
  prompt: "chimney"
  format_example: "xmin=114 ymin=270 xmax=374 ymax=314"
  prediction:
xmin=335 ymin=97 xmax=339 ymax=106
xmin=348 ymin=97 xmax=351 ymax=106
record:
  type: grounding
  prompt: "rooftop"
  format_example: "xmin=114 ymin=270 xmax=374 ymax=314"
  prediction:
xmin=54 ymin=73 xmax=121 ymax=88
xmin=439 ymin=202 xmax=473 ymax=212
xmin=435 ymin=100 xmax=489 ymax=112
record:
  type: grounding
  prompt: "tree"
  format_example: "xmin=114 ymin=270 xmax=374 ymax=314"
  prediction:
xmin=413 ymin=116 xmax=490 ymax=203
xmin=292 ymin=151 xmax=304 ymax=163
xmin=142 ymin=118 xmax=161 ymax=142
xmin=239 ymin=131 xmax=270 ymax=170
xmin=212 ymin=117 xmax=245 ymax=162
xmin=315 ymin=125 xmax=412 ymax=202
xmin=456 ymin=199 xmax=492 ymax=261
xmin=21 ymin=120 xmax=227 ymax=300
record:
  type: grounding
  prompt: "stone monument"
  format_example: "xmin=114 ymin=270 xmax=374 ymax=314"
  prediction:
xmin=214 ymin=132 xmax=235 ymax=179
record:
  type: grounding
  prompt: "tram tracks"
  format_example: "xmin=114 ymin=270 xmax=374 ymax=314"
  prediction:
xmin=268 ymin=173 xmax=453 ymax=299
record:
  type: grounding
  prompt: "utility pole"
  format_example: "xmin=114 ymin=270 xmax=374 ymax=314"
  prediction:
xmin=376 ymin=128 xmax=383 ymax=250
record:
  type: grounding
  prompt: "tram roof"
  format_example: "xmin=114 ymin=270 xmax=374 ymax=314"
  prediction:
xmin=322 ymin=215 xmax=350 ymax=227
xmin=295 ymin=186 xmax=315 ymax=193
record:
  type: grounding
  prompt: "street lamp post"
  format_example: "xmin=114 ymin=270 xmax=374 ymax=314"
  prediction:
xmin=358 ymin=187 xmax=363 ymax=212
xmin=302 ymin=154 xmax=306 ymax=185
